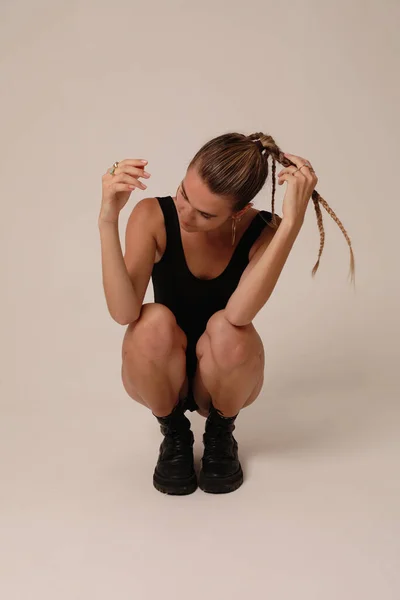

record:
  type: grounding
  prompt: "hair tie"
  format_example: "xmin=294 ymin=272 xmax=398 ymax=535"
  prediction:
xmin=253 ymin=139 xmax=266 ymax=154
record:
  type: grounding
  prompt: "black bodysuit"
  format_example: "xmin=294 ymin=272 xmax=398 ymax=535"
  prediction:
xmin=151 ymin=195 xmax=272 ymax=410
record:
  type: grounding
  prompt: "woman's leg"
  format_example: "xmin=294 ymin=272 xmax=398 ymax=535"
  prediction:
xmin=193 ymin=310 xmax=264 ymax=493
xmin=193 ymin=310 xmax=265 ymax=417
xmin=121 ymin=303 xmax=189 ymax=417
xmin=121 ymin=303 xmax=197 ymax=495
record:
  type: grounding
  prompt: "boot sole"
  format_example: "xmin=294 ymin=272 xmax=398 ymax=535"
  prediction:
xmin=153 ymin=471 xmax=198 ymax=495
xmin=199 ymin=466 xmax=244 ymax=494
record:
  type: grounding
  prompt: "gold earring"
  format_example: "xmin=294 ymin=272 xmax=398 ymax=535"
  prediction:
xmin=231 ymin=217 xmax=239 ymax=246
xmin=231 ymin=203 xmax=253 ymax=245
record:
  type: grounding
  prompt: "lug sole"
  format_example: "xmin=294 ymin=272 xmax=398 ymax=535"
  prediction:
xmin=199 ymin=466 xmax=244 ymax=494
xmin=153 ymin=470 xmax=198 ymax=495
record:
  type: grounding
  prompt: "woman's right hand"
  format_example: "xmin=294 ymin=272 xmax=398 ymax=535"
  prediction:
xmin=99 ymin=159 xmax=151 ymax=223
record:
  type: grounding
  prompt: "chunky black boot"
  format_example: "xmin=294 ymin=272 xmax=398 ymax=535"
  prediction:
xmin=199 ymin=403 xmax=244 ymax=494
xmin=153 ymin=399 xmax=197 ymax=495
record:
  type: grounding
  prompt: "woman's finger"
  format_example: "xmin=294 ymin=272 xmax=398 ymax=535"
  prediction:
xmin=118 ymin=158 xmax=148 ymax=167
xmin=104 ymin=158 xmax=148 ymax=176
xmin=116 ymin=165 xmax=151 ymax=179
xmin=277 ymin=172 xmax=293 ymax=185
xmin=283 ymin=153 xmax=315 ymax=178
xmin=113 ymin=174 xmax=147 ymax=189
xmin=278 ymin=166 xmax=301 ymax=178
xmin=112 ymin=182 xmax=140 ymax=192
xmin=283 ymin=152 xmax=308 ymax=166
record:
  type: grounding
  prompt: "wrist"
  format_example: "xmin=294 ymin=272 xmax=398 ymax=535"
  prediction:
xmin=281 ymin=215 xmax=304 ymax=232
xmin=98 ymin=215 xmax=119 ymax=227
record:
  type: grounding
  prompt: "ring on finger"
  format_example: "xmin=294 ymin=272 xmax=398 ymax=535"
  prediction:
xmin=109 ymin=161 xmax=119 ymax=176
xmin=293 ymin=163 xmax=315 ymax=175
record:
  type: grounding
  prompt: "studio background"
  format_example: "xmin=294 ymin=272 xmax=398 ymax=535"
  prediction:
xmin=1 ymin=1 xmax=399 ymax=598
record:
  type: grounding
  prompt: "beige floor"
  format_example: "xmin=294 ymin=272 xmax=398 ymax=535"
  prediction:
xmin=1 ymin=359 xmax=399 ymax=599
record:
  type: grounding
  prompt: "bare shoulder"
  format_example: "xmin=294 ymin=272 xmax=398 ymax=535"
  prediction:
xmin=249 ymin=210 xmax=282 ymax=260
xmin=126 ymin=196 xmax=162 ymax=228
xmin=125 ymin=197 xmax=163 ymax=241
xmin=125 ymin=196 xmax=166 ymax=262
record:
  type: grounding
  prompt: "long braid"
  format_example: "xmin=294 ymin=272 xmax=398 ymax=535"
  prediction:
xmin=249 ymin=133 xmax=355 ymax=286
xmin=312 ymin=190 xmax=356 ymax=285
xmin=310 ymin=191 xmax=325 ymax=278
xmin=270 ymin=155 xmax=279 ymax=228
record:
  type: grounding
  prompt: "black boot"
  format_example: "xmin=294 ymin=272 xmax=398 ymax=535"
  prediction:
xmin=153 ymin=399 xmax=197 ymax=495
xmin=199 ymin=403 xmax=243 ymax=494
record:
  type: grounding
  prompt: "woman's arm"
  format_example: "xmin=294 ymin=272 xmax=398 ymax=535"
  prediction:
xmin=224 ymin=218 xmax=303 ymax=327
xmin=98 ymin=220 xmax=142 ymax=325
xmin=98 ymin=199 xmax=157 ymax=325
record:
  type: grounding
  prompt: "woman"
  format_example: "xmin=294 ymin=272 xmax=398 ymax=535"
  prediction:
xmin=98 ymin=132 xmax=355 ymax=496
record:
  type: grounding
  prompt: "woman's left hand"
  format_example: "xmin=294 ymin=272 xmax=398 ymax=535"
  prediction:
xmin=277 ymin=152 xmax=318 ymax=226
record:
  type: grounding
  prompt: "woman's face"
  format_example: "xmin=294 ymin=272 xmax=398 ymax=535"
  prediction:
xmin=174 ymin=168 xmax=233 ymax=233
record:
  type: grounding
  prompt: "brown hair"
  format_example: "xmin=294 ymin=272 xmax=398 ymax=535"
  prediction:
xmin=188 ymin=132 xmax=355 ymax=285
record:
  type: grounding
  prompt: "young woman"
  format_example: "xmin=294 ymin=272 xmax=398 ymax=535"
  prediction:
xmin=98 ymin=132 xmax=355 ymax=496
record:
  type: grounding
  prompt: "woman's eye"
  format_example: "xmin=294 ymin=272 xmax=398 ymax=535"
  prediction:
xmin=180 ymin=188 xmax=210 ymax=219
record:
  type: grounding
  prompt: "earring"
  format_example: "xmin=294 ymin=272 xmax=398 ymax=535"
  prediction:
xmin=231 ymin=202 xmax=253 ymax=245
xmin=231 ymin=217 xmax=240 ymax=246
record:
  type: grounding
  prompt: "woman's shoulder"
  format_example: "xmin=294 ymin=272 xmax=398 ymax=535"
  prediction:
xmin=248 ymin=208 xmax=281 ymax=259
xmin=137 ymin=196 xmax=169 ymax=263
xmin=126 ymin=196 xmax=166 ymax=243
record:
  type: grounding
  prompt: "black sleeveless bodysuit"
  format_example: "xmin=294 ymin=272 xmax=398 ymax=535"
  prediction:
xmin=151 ymin=195 xmax=272 ymax=409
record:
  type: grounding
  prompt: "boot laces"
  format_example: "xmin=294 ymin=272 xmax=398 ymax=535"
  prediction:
xmin=204 ymin=420 xmax=235 ymax=459
xmin=163 ymin=421 xmax=192 ymax=454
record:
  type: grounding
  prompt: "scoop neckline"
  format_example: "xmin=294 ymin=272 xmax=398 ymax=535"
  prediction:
xmin=168 ymin=195 xmax=263 ymax=283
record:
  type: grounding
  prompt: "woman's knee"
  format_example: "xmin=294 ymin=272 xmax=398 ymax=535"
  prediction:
xmin=202 ymin=310 xmax=261 ymax=370
xmin=122 ymin=303 xmax=187 ymax=360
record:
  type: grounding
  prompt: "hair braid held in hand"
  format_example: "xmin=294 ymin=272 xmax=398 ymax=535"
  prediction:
xmin=188 ymin=132 xmax=355 ymax=285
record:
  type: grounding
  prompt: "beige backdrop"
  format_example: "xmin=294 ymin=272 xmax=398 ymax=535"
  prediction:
xmin=1 ymin=0 xmax=399 ymax=598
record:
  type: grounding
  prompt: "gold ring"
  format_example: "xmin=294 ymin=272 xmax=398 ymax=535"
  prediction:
xmin=109 ymin=161 xmax=119 ymax=175
xmin=294 ymin=162 xmax=315 ymax=174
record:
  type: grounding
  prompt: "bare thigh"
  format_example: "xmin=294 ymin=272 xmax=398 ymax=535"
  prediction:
xmin=120 ymin=303 xmax=190 ymax=408
xmin=192 ymin=319 xmax=266 ymax=417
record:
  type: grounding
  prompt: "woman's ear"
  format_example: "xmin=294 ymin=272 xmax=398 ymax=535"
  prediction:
xmin=234 ymin=202 xmax=254 ymax=219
